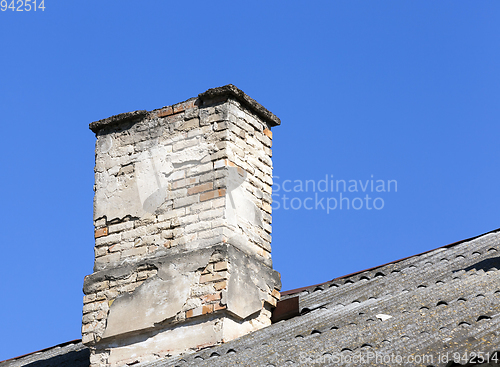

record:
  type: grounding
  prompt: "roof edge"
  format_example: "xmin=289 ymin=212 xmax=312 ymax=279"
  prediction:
xmin=281 ymin=226 xmax=500 ymax=296
xmin=0 ymin=339 xmax=83 ymax=364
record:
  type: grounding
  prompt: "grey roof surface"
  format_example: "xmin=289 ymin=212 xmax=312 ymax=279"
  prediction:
xmin=4 ymin=229 xmax=500 ymax=367
xmin=0 ymin=340 xmax=88 ymax=367
xmin=140 ymin=228 xmax=500 ymax=367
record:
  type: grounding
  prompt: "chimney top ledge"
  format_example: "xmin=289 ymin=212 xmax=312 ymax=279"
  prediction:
xmin=89 ymin=84 xmax=280 ymax=133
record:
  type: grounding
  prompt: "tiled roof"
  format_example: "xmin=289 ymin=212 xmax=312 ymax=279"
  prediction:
xmin=140 ymin=228 xmax=500 ymax=367
xmin=4 ymin=229 xmax=500 ymax=367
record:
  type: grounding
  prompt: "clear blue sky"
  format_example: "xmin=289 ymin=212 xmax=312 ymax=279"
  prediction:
xmin=1 ymin=1 xmax=499 ymax=361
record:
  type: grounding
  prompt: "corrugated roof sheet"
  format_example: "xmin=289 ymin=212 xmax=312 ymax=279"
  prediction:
xmin=0 ymin=340 xmax=88 ymax=367
xmin=139 ymin=228 xmax=500 ymax=367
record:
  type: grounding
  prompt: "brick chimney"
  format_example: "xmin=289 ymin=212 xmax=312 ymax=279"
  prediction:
xmin=82 ymin=85 xmax=281 ymax=366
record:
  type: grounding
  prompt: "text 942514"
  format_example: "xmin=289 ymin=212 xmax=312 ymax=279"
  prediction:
xmin=1 ymin=0 xmax=45 ymax=11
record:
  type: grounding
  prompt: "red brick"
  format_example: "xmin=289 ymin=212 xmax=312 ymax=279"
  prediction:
xmin=214 ymin=302 xmax=227 ymax=311
xmin=200 ymin=189 xmax=226 ymax=202
xmin=263 ymin=128 xmax=272 ymax=139
xmin=95 ymin=227 xmax=108 ymax=238
xmin=272 ymin=289 xmax=281 ymax=300
xmin=157 ymin=106 xmax=174 ymax=118
xmin=187 ymin=182 xmax=213 ymax=195
xmin=173 ymin=100 xmax=195 ymax=114
xmin=201 ymin=264 xmax=213 ymax=275
xmin=200 ymin=273 xmax=224 ymax=283
xmin=214 ymin=261 xmax=228 ymax=271
xmin=202 ymin=304 xmax=214 ymax=315
xmin=214 ymin=281 xmax=227 ymax=291
xmin=186 ymin=307 xmax=202 ymax=319
xmin=201 ymin=293 xmax=221 ymax=303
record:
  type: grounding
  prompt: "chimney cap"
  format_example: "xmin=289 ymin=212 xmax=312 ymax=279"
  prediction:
xmin=198 ymin=84 xmax=281 ymax=127
xmin=89 ymin=84 xmax=280 ymax=134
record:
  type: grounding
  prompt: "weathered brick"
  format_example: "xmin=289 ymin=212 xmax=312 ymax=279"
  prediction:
xmin=199 ymin=273 xmax=225 ymax=283
xmin=108 ymin=221 xmax=134 ymax=234
xmin=82 ymin=322 xmax=95 ymax=334
xmin=121 ymin=247 xmax=147 ymax=258
xmin=169 ymin=169 xmax=186 ymax=181
xmin=187 ymin=182 xmax=213 ymax=195
xmin=201 ymin=263 xmax=214 ymax=275
xmin=96 ymin=309 xmax=108 ymax=320
xmin=172 ymin=177 xmax=198 ymax=189
xmin=214 ymin=302 xmax=227 ymax=311
xmin=157 ymin=207 xmax=186 ymax=221
xmin=186 ymin=306 xmax=202 ymax=318
xmin=95 ymin=300 xmax=109 ymax=312
xmin=161 ymin=230 xmax=174 ymax=240
xmin=214 ymin=121 xmax=228 ymax=131
xmin=189 ymin=200 xmax=213 ymax=213
xmin=272 ymin=289 xmax=281 ymax=300
xmin=184 ymin=106 xmax=199 ymax=120
xmin=212 ymin=197 xmax=226 ymax=208
xmin=157 ymin=106 xmax=174 ymax=117
xmin=94 ymin=227 xmax=108 ymax=238
xmin=82 ymin=333 xmax=94 ymax=345
xmin=108 ymin=241 xmax=134 ymax=253
xmin=83 ymin=294 xmax=96 ymax=304
xmin=265 ymin=296 xmax=277 ymax=307
xmin=95 ymin=246 xmax=108 ymax=257
xmin=214 ymin=261 xmax=228 ymax=271
xmin=95 ymin=233 xmax=121 ymax=247
xmin=172 ymin=99 xmax=195 ymax=115
xmin=197 ymin=228 xmax=225 ymax=239
xmin=82 ymin=303 xmax=96 ymax=314
xmin=202 ymin=304 xmax=214 ymax=314
xmin=214 ymin=281 xmax=227 ymax=291
xmin=174 ymin=194 xmax=199 ymax=208
xmin=180 ymin=118 xmax=200 ymax=131
xmin=173 ymin=137 xmax=199 ymax=152
xmin=104 ymin=288 xmax=119 ymax=299
xmin=94 ymin=252 xmax=120 ymax=266
xmin=200 ymin=189 xmax=226 ymax=202
xmin=178 ymin=213 xmax=199 ymax=226
xmin=214 ymin=158 xmax=238 ymax=170
xmin=94 ymin=218 xmax=106 ymax=227
xmin=120 ymin=226 xmax=148 ymax=242
xmin=201 ymin=293 xmax=221 ymax=303
xmin=199 ymin=208 xmax=224 ymax=221
xmin=187 ymin=162 xmax=213 ymax=177
xmin=185 ymin=221 xmax=211 ymax=234
xmin=82 ymin=312 xmax=96 ymax=324
xmin=85 ymin=280 xmax=109 ymax=293
xmin=172 ymin=103 xmax=185 ymax=115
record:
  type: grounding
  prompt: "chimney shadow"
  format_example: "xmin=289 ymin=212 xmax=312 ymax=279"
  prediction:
xmin=21 ymin=348 xmax=89 ymax=367
xmin=455 ymin=256 xmax=500 ymax=273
